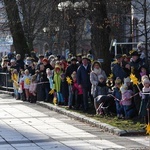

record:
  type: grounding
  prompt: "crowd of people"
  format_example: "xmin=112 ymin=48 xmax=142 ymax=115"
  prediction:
xmin=0 ymin=50 xmax=150 ymax=123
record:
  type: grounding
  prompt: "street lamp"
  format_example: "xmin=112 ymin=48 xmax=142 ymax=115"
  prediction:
xmin=42 ymin=25 xmax=60 ymax=54
xmin=58 ymin=1 xmax=89 ymax=56
xmin=43 ymin=27 xmax=48 ymax=33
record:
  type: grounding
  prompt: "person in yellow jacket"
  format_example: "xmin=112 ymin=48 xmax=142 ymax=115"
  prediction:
xmin=11 ymin=69 xmax=19 ymax=99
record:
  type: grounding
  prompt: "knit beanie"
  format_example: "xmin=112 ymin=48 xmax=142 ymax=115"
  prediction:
xmin=142 ymin=78 xmax=150 ymax=85
xmin=120 ymin=84 xmax=128 ymax=93
xmin=124 ymin=77 xmax=131 ymax=84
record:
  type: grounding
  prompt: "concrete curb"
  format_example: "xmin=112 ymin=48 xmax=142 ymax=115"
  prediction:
xmin=0 ymin=90 xmax=146 ymax=136
xmin=36 ymin=101 xmax=146 ymax=136
xmin=0 ymin=90 xmax=13 ymax=95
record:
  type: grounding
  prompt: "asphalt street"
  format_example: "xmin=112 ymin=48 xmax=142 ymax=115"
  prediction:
xmin=0 ymin=94 xmax=149 ymax=150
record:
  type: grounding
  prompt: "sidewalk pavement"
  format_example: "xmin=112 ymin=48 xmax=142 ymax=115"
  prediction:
xmin=0 ymin=90 xmax=146 ymax=136
xmin=36 ymin=101 xmax=146 ymax=136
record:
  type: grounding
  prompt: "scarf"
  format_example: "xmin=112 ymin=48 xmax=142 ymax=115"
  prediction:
xmin=93 ymin=68 xmax=101 ymax=74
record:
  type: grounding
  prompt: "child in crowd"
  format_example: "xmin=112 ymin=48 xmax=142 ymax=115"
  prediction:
xmin=71 ymin=71 xmax=83 ymax=110
xmin=139 ymin=65 xmax=148 ymax=79
xmin=46 ymin=68 xmax=54 ymax=90
xmin=46 ymin=68 xmax=54 ymax=102
xmin=94 ymin=75 xmax=111 ymax=115
xmin=68 ymin=71 xmax=78 ymax=109
xmin=120 ymin=84 xmax=134 ymax=119
xmin=124 ymin=77 xmax=132 ymax=90
xmin=96 ymin=75 xmax=109 ymax=96
xmin=11 ymin=69 xmax=19 ymax=100
xmin=29 ymin=75 xmax=37 ymax=103
xmin=23 ymin=69 xmax=31 ymax=101
xmin=112 ymin=77 xmax=124 ymax=119
xmin=19 ymin=70 xmax=26 ymax=101
xmin=106 ymin=75 xmax=114 ymax=92
xmin=53 ymin=64 xmax=64 ymax=105
xmin=139 ymin=78 xmax=150 ymax=123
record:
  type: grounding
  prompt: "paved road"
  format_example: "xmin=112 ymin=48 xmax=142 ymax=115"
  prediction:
xmin=0 ymin=94 xmax=149 ymax=150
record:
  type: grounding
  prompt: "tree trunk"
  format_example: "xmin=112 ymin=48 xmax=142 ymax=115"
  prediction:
xmin=3 ymin=0 xmax=30 ymax=58
xmin=144 ymin=0 xmax=149 ymax=67
xmin=91 ymin=0 xmax=111 ymax=75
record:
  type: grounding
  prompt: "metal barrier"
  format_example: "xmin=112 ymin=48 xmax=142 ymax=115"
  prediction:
xmin=0 ymin=72 xmax=13 ymax=92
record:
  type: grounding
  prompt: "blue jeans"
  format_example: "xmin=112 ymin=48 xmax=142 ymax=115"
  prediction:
xmin=57 ymin=92 xmax=64 ymax=103
xmin=115 ymin=101 xmax=123 ymax=115
xmin=13 ymin=84 xmax=19 ymax=99
xmin=123 ymin=105 xmax=136 ymax=118
xmin=68 ymin=85 xmax=73 ymax=106
xmin=82 ymin=87 xmax=90 ymax=111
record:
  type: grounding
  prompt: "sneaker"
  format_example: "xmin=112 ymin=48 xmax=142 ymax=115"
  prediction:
xmin=117 ymin=114 xmax=121 ymax=119
xmin=69 ymin=106 xmax=72 ymax=109
xmin=96 ymin=109 xmax=99 ymax=115
xmin=120 ymin=114 xmax=124 ymax=119
xmin=99 ymin=111 xmax=103 ymax=115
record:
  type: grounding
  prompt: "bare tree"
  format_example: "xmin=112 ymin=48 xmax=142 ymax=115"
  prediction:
xmin=3 ymin=0 xmax=30 ymax=58
xmin=132 ymin=0 xmax=150 ymax=65
xmin=2 ymin=0 xmax=58 ymax=56
xmin=17 ymin=0 xmax=58 ymax=52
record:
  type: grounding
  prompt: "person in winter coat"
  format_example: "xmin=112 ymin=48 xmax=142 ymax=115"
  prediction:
xmin=29 ymin=74 xmax=37 ymax=103
xmin=36 ymin=64 xmax=49 ymax=102
xmin=112 ymin=78 xmax=124 ymax=119
xmin=69 ymin=71 xmax=83 ymax=109
xmin=66 ymin=57 xmax=78 ymax=108
xmin=23 ymin=69 xmax=31 ymax=101
xmin=96 ymin=75 xmax=109 ymax=96
xmin=60 ymin=73 xmax=69 ymax=105
xmin=130 ymin=50 xmax=145 ymax=80
xmin=77 ymin=56 xmax=92 ymax=112
xmin=90 ymin=61 xmax=107 ymax=98
xmin=11 ymin=69 xmax=19 ymax=99
xmin=42 ymin=58 xmax=53 ymax=71
xmin=65 ymin=57 xmax=78 ymax=77
xmin=111 ymin=54 xmax=127 ymax=82
xmin=24 ymin=57 xmax=35 ymax=75
xmin=120 ymin=84 xmax=135 ymax=119
xmin=46 ymin=68 xmax=54 ymax=102
xmin=16 ymin=54 xmax=24 ymax=70
xmin=129 ymin=50 xmax=145 ymax=114
xmin=139 ymin=78 xmax=150 ymax=123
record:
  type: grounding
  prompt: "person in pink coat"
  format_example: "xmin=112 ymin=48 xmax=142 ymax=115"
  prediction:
xmin=71 ymin=71 xmax=83 ymax=110
xmin=120 ymin=84 xmax=136 ymax=119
